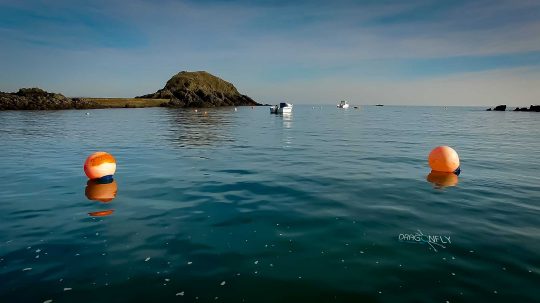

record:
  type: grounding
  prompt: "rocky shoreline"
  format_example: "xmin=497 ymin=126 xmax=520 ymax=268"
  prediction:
xmin=0 ymin=88 xmax=99 ymax=110
xmin=1 ymin=71 xmax=260 ymax=110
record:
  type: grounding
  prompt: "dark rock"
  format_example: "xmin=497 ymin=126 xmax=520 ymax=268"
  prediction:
xmin=486 ymin=108 xmax=492 ymax=111
xmin=138 ymin=71 xmax=260 ymax=108
xmin=493 ymin=105 xmax=506 ymax=111
xmin=530 ymin=105 xmax=540 ymax=112
xmin=0 ymin=88 xmax=99 ymax=110
xmin=509 ymin=105 xmax=540 ymax=112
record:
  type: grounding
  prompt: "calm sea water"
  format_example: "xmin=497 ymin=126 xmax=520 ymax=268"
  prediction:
xmin=0 ymin=106 xmax=539 ymax=303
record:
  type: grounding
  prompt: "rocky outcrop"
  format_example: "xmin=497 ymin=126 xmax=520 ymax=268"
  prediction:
xmin=493 ymin=105 xmax=506 ymax=111
xmin=0 ymin=88 xmax=98 ymax=110
xmin=513 ymin=105 xmax=540 ymax=112
xmin=137 ymin=71 xmax=260 ymax=107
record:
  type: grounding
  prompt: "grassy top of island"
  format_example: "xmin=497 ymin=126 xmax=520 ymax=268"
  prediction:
xmin=80 ymin=98 xmax=169 ymax=108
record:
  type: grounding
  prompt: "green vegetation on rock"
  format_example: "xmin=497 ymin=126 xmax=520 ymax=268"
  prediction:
xmin=138 ymin=71 xmax=260 ymax=107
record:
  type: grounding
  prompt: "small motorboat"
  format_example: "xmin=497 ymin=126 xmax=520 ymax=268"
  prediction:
xmin=270 ymin=102 xmax=293 ymax=114
xmin=337 ymin=100 xmax=350 ymax=109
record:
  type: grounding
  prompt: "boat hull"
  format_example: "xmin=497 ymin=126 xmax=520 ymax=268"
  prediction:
xmin=270 ymin=104 xmax=293 ymax=114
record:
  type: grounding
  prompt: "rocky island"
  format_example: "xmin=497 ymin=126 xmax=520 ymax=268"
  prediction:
xmin=0 ymin=71 xmax=260 ymax=110
xmin=137 ymin=71 xmax=260 ymax=107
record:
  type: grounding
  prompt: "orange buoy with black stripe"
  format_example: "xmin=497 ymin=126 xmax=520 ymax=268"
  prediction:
xmin=428 ymin=146 xmax=460 ymax=174
xmin=84 ymin=152 xmax=116 ymax=181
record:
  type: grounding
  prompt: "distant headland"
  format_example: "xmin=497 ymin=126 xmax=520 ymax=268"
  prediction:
xmin=0 ymin=71 xmax=260 ymax=110
xmin=486 ymin=104 xmax=540 ymax=112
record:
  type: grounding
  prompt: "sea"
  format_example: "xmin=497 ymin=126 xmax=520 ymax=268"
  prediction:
xmin=0 ymin=105 xmax=539 ymax=303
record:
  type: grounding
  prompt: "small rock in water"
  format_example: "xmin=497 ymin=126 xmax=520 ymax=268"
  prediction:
xmin=144 ymin=257 xmax=151 ymax=262
xmin=220 ymin=281 xmax=226 ymax=286
xmin=165 ymin=278 xmax=170 ymax=282
xmin=35 ymin=249 xmax=41 ymax=253
xmin=176 ymin=291 xmax=184 ymax=296
xmin=187 ymin=261 xmax=193 ymax=265
xmin=254 ymin=260 xmax=259 ymax=265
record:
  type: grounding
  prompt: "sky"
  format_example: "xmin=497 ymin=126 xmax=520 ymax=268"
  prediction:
xmin=0 ymin=0 xmax=539 ymax=105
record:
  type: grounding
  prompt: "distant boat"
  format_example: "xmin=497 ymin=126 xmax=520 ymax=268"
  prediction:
xmin=270 ymin=102 xmax=293 ymax=114
xmin=375 ymin=104 xmax=384 ymax=107
xmin=337 ymin=100 xmax=350 ymax=109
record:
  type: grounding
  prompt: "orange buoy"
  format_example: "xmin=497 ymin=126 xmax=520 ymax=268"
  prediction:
xmin=85 ymin=179 xmax=118 ymax=202
xmin=84 ymin=152 xmax=116 ymax=180
xmin=428 ymin=146 xmax=460 ymax=173
xmin=426 ymin=171 xmax=458 ymax=188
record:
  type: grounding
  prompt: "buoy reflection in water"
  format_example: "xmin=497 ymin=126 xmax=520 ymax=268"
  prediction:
xmin=85 ymin=179 xmax=118 ymax=217
xmin=426 ymin=171 xmax=459 ymax=188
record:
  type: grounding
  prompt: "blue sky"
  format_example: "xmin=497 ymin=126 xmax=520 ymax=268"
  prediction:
xmin=1 ymin=0 xmax=539 ymax=105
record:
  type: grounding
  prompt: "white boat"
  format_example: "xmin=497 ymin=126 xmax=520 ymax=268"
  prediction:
xmin=337 ymin=100 xmax=350 ymax=109
xmin=270 ymin=102 xmax=293 ymax=114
